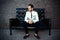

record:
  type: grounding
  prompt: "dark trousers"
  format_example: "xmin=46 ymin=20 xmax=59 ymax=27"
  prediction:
xmin=23 ymin=21 xmax=40 ymax=34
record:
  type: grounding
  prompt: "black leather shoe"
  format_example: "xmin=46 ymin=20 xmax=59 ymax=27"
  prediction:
xmin=23 ymin=35 xmax=30 ymax=39
xmin=34 ymin=35 xmax=40 ymax=39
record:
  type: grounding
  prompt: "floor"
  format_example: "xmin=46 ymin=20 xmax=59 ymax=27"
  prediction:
xmin=0 ymin=29 xmax=60 ymax=40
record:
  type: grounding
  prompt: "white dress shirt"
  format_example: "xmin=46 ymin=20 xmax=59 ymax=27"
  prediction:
xmin=24 ymin=11 xmax=39 ymax=23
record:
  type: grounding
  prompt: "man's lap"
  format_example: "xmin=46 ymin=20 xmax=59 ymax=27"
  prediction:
xmin=23 ymin=21 xmax=40 ymax=27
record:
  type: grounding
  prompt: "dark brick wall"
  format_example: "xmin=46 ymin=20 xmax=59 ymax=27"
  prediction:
xmin=45 ymin=0 xmax=60 ymax=29
xmin=0 ymin=0 xmax=60 ymax=29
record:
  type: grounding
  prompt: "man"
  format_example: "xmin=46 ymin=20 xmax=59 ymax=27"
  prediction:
xmin=23 ymin=4 xmax=40 ymax=39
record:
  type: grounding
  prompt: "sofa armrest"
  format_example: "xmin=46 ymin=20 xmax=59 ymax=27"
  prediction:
xmin=9 ymin=18 xmax=19 ymax=26
xmin=43 ymin=18 xmax=51 ymax=28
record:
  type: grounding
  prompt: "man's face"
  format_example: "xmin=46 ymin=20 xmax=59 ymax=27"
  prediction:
xmin=28 ymin=6 xmax=33 ymax=12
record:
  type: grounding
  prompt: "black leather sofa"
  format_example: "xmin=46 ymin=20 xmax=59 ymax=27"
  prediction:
xmin=9 ymin=8 xmax=51 ymax=35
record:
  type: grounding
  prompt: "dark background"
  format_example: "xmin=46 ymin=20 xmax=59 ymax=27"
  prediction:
xmin=0 ymin=0 xmax=60 ymax=29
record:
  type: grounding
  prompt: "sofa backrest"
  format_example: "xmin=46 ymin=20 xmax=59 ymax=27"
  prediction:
xmin=16 ymin=8 xmax=45 ymax=21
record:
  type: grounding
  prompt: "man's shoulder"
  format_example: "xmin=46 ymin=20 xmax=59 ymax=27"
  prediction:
xmin=33 ymin=11 xmax=38 ymax=13
xmin=32 ymin=11 xmax=38 ymax=14
xmin=26 ymin=11 xmax=38 ymax=13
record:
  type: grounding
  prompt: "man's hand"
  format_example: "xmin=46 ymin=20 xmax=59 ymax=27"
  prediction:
xmin=28 ymin=20 xmax=33 ymax=24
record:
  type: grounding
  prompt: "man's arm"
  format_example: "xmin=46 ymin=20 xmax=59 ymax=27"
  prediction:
xmin=33 ymin=12 xmax=39 ymax=23
xmin=24 ymin=12 xmax=30 ymax=23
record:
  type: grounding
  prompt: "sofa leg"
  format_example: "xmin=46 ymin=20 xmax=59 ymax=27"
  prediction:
xmin=49 ymin=28 xmax=51 ymax=36
xmin=49 ymin=19 xmax=51 ymax=36
xmin=10 ymin=27 xmax=12 ymax=35
xmin=10 ymin=29 xmax=12 ymax=35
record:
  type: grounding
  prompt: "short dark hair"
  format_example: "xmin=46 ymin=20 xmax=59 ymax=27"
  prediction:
xmin=28 ymin=4 xmax=34 ymax=8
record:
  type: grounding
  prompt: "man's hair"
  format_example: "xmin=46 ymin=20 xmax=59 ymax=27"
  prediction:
xmin=28 ymin=4 xmax=34 ymax=8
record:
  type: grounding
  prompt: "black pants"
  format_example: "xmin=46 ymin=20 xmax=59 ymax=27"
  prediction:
xmin=23 ymin=21 xmax=40 ymax=34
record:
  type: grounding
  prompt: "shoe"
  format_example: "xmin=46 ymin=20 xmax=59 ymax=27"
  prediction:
xmin=23 ymin=34 xmax=30 ymax=39
xmin=34 ymin=34 xmax=40 ymax=39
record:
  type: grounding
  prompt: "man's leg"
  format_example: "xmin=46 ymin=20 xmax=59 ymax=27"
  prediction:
xmin=24 ymin=26 xmax=29 ymax=34
xmin=23 ymin=22 xmax=30 ymax=39
xmin=34 ymin=22 xmax=40 ymax=39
